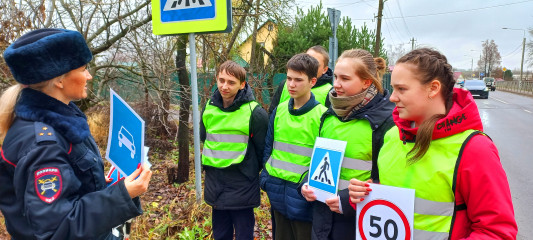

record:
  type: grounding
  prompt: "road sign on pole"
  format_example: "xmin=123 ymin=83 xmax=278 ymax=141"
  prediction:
xmin=327 ymin=8 xmax=341 ymax=71
xmin=152 ymin=0 xmax=232 ymax=35
xmin=151 ymin=0 xmax=233 ymax=203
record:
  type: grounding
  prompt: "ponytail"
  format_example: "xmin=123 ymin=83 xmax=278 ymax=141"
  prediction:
xmin=0 ymin=84 xmax=23 ymax=144
xmin=406 ymin=113 xmax=445 ymax=163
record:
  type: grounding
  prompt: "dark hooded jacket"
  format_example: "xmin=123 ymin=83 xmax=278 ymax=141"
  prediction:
xmin=0 ymin=88 xmax=142 ymax=240
xmin=309 ymin=89 xmax=395 ymax=240
xmin=200 ymin=83 xmax=268 ymax=210
xmin=268 ymin=68 xmax=333 ymax=114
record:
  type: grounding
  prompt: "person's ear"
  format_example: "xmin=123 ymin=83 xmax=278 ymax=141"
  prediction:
xmin=240 ymin=81 xmax=246 ymax=89
xmin=310 ymin=77 xmax=317 ymax=87
xmin=53 ymin=78 xmax=64 ymax=89
xmin=362 ymin=79 xmax=372 ymax=90
xmin=428 ymin=79 xmax=441 ymax=99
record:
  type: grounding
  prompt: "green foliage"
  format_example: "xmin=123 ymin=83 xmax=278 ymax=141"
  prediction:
xmin=272 ymin=3 xmax=330 ymax=72
xmin=177 ymin=217 xmax=211 ymax=240
xmin=338 ymin=19 xmax=387 ymax=59
xmin=503 ymin=69 xmax=513 ymax=81
xmin=272 ymin=2 xmax=387 ymax=72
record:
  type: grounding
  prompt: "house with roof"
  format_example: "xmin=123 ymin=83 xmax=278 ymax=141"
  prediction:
xmin=237 ymin=19 xmax=277 ymax=67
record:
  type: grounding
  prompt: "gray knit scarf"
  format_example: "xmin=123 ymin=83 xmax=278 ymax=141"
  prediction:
xmin=329 ymin=84 xmax=378 ymax=120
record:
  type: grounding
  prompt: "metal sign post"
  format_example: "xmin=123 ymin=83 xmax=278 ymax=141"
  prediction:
xmin=328 ymin=8 xmax=341 ymax=71
xmin=189 ymin=33 xmax=203 ymax=203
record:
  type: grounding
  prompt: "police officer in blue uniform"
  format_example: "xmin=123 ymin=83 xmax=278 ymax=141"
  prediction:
xmin=0 ymin=28 xmax=152 ymax=239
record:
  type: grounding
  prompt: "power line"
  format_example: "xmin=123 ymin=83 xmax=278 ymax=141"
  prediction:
xmin=349 ymin=0 xmax=533 ymax=20
xmin=384 ymin=4 xmax=407 ymax=41
xmin=502 ymin=42 xmax=524 ymax=58
xmin=395 ymin=0 xmax=412 ymax=37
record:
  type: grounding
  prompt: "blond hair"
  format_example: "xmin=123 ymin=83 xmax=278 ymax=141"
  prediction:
xmin=0 ymin=84 xmax=23 ymax=144
xmin=338 ymin=49 xmax=387 ymax=93
xmin=0 ymin=78 xmax=61 ymax=144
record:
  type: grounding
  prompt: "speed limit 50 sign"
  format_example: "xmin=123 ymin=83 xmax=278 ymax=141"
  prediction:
xmin=356 ymin=184 xmax=415 ymax=240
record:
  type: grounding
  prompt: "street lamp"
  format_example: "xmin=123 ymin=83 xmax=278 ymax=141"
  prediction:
xmin=502 ymin=27 xmax=526 ymax=81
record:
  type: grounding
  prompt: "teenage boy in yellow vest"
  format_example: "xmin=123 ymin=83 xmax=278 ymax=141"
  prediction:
xmin=268 ymin=46 xmax=333 ymax=113
xmin=260 ymin=54 xmax=327 ymax=240
xmin=200 ymin=61 xmax=268 ymax=240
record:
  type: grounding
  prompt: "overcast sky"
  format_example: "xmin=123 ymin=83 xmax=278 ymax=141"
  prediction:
xmin=296 ymin=0 xmax=533 ymax=72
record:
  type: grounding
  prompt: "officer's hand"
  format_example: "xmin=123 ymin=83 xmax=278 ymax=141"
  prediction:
xmin=301 ymin=184 xmax=317 ymax=202
xmin=325 ymin=197 xmax=341 ymax=214
xmin=105 ymin=176 xmax=114 ymax=184
xmin=124 ymin=163 xmax=152 ymax=198
xmin=348 ymin=178 xmax=372 ymax=204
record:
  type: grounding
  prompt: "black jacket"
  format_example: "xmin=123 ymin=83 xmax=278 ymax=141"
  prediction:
xmin=0 ymin=89 xmax=142 ymax=240
xmin=200 ymin=83 xmax=268 ymax=210
xmin=268 ymin=68 xmax=333 ymax=114
xmin=308 ymin=89 xmax=395 ymax=240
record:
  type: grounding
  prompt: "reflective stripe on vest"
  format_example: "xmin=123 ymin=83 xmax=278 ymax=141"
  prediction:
xmin=201 ymin=101 xmax=258 ymax=168
xmin=378 ymin=126 xmax=476 ymax=239
xmin=265 ymin=100 xmax=326 ymax=183
xmin=320 ymin=114 xmax=373 ymax=190
xmin=280 ymin=82 xmax=332 ymax=106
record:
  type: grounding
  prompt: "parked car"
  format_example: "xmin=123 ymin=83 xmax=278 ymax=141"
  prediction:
xmin=463 ymin=80 xmax=489 ymax=99
xmin=483 ymin=77 xmax=496 ymax=91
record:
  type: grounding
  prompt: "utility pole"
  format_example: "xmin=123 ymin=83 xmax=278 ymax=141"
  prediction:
xmin=410 ymin=38 xmax=416 ymax=50
xmin=520 ymin=36 xmax=526 ymax=81
xmin=373 ymin=0 xmax=384 ymax=57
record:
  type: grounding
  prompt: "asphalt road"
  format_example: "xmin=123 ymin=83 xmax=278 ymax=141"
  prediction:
xmin=474 ymin=90 xmax=533 ymax=239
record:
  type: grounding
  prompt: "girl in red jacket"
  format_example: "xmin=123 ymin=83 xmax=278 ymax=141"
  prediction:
xmin=349 ymin=48 xmax=517 ymax=239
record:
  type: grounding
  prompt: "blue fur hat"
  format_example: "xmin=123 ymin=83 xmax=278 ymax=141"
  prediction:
xmin=3 ymin=28 xmax=93 ymax=85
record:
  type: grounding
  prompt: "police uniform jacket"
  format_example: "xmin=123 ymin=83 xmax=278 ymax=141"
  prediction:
xmin=0 ymin=88 xmax=142 ymax=240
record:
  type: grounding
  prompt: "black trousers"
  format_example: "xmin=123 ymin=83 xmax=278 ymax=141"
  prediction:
xmin=212 ymin=208 xmax=255 ymax=240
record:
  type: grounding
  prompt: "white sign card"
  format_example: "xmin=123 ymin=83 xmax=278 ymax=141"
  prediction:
xmin=307 ymin=137 xmax=347 ymax=203
xmin=356 ymin=183 xmax=415 ymax=240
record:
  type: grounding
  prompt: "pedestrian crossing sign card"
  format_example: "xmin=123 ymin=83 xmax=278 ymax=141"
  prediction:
xmin=308 ymin=137 xmax=347 ymax=203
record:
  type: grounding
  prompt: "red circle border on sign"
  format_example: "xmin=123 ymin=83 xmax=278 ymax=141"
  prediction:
xmin=358 ymin=199 xmax=411 ymax=240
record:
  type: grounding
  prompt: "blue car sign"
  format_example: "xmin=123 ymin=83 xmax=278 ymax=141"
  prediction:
xmin=106 ymin=89 xmax=145 ymax=177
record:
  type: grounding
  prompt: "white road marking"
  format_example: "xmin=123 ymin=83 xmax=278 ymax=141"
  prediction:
xmin=491 ymin=97 xmax=508 ymax=104
xmin=524 ymin=110 xmax=532 ymax=113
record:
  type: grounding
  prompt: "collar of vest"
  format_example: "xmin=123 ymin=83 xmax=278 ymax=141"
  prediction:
xmin=15 ymin=88 xmax=90 ymax=144
xmin=314 ymin=68 xmax=333 ymax=88
xmin=209 ymin=83 xmax=255 ymax=112
xmin=287 ymin=93 xmax=320 ymax=116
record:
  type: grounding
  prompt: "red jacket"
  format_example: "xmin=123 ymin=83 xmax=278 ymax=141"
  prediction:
xmin=351 ymin=88 xmax=517 ymax=239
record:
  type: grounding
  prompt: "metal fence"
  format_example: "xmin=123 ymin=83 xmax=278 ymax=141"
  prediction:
xmin=494 ymin=81 xmax=533 ymax=95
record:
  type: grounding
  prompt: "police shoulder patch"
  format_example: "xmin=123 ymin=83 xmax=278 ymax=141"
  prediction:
xmin=34 ymin=167 xmax=62 ymax=203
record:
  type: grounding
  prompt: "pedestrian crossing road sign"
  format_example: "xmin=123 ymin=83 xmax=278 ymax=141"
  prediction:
xmin=152 ymin=0 xmax=232 ymax=35
xmin=308 ymin=137 xmax=347 ymax=203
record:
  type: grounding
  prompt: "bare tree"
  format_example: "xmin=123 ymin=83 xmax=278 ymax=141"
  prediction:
xmin=477 ymin=39 xmax=501 ymax=77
